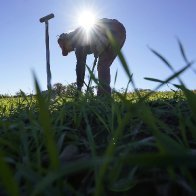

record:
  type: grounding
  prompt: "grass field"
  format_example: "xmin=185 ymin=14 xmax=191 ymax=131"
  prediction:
xmin=0 ymin=42 xmax=196 ymax=196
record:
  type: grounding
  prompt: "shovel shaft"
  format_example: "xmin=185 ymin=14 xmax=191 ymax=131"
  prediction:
xmin=45 ymin=21 xmax=52 ymax=90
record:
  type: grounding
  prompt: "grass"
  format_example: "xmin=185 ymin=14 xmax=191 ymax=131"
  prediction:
xmin=0 ymin=41 xmax=196 ymax=196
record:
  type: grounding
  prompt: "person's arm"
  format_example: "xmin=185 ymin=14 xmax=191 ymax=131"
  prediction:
xmin=75 ymin=47 xmax=87 ymax=91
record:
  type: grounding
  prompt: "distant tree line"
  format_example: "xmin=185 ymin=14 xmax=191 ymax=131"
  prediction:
xmin=1 ymin=85 xmax=196 ymax=99
xmin=52 ymin=82 xmax=78 ymax=97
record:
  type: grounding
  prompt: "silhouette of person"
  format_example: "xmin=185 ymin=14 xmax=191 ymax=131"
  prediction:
xmin=58 ymin=18 xmax=126 ymax=96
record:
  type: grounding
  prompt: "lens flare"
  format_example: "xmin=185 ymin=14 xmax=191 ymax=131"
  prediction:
xmin=77 ymin=11 xmax=96 ymax=31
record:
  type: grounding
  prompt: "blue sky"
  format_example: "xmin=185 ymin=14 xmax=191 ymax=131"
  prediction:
xmin=0 ymin=0 xmax=196 ymax=95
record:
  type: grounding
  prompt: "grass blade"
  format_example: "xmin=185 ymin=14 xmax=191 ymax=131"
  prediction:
xmin=144 ymin=77 xmax=165 ymax=83
xmin=149 ymin=47 xmax=174 ymax=71
xmin=0 ymin=152 xmax=19 ymax=196
xmin=145 ymin=61 xmax=193 ymax=91
xmin=114 ymin=69 xmax=118 ymax=86
xmin=177 ymin=38 xmax=189 ymax=63
xmin=33 ymin=74 xmax=59 ymax=170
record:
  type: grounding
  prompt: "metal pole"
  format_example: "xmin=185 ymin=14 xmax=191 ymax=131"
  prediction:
xmin=40 ymin=13 xmax=54 ymax=90
xmin=45 ymin=21 xmax=52 ymax=90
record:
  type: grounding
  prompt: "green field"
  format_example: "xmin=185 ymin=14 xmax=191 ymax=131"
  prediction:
xmin=0 ymin=87 xmax=196 ymax=196
xmin=0 ymin=43 xmax=196 ymax=195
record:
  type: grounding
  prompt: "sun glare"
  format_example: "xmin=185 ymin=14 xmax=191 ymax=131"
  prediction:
xmin=77 ymin=11 xmax=96 ymax=31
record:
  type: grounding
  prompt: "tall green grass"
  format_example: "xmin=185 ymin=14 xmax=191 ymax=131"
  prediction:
xmin=0 ymin=41 xmax=196 ymax=195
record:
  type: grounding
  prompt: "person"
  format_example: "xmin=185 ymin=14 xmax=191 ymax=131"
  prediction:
xmin=58 ymin=18 xmax=126 ymax=96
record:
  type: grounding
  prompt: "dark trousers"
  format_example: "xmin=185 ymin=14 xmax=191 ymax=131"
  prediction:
xmin=97 ymin=23 xmax=126 ymax=96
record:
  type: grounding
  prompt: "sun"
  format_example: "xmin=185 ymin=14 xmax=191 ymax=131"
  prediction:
xmin=77 ymin=10 xmax=97 ymax=31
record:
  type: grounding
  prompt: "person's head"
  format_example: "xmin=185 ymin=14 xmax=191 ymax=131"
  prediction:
xmin=58 ymin=33 xmax=74 ymax=56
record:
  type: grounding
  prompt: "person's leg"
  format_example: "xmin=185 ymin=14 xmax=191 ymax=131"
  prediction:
xmin=97 ymin=26 xmax=126 ymax=96
xmin=97 ymin=51 xmax=116 ymax=96
xmin=97 ymin=37 xmax=125 ymax=96
xmin=76 ymin=62 xmax=85 ymax=91
xmin=75 ymin=49 xmax=87 ymax=91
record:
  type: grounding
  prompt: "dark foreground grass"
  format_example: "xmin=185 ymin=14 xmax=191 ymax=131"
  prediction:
xmin=0 ymin=41 xmax=196 ymax=196
xmin=0 ymin=88 xmax=196 ymax=196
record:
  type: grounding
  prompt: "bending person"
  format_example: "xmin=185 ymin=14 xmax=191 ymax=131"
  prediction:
xmin=58 ymin=18 xmax=126 ymax=96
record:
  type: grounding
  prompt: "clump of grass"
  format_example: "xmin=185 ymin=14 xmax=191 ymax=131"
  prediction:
xmin=0 ymin=40 xmax=196 ymax=196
